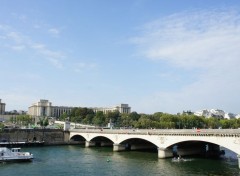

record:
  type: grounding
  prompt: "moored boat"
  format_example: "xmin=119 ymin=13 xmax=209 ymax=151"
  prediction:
xmin=0 ymin=147 xmax=33 ymax=162
xmin=0 ymin=141 xmax=44 ymax=147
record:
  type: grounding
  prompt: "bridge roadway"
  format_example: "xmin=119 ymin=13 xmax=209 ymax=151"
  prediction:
xmin=69 ymin=128 xmax=240 ymax=168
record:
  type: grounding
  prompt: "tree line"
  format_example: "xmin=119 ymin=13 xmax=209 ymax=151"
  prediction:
xmin=58 ymin=107 xmax=240 ymax=129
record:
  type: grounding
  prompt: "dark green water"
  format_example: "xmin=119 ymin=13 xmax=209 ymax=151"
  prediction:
xmin=0 ymin=146 xmax=239 ymax=176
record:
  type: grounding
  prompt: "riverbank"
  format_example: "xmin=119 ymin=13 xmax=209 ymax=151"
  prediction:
xmin=0 ymin=128 xmax=71 ymax=146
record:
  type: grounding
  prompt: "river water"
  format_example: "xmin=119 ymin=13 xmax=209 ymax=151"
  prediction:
xmin=0 ymin=145 xmax=239 ymax=176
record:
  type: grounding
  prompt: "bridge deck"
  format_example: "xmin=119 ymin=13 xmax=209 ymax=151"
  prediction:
xmin=70 ymin=129 xmax=240 ymax=137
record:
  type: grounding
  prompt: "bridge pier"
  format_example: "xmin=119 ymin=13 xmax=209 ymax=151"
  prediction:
xmin=85 ymin=141 xmax=96 ymax=147
xmin=113 ymin=144 xmax=126 ymax=151
xmin=238 ymin=155 xmax=240 ymax=169
xmin=158 ymin=148 xmax=173 ymax=158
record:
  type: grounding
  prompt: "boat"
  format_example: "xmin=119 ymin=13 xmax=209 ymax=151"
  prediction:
xmin=0 ymin=141 xmax=44 ymax=147
xmin=0 ymin=147 xmax=33 ymax=162
xmin=172 ymin=156 xmax=187 ymax=162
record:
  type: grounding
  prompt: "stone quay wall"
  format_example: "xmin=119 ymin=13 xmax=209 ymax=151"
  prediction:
xmin=0 ymin=129 xmax=71 ymax=145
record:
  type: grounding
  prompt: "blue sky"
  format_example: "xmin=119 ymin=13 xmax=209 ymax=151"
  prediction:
xmin=1 ymin=0 xmax=240 ymax=114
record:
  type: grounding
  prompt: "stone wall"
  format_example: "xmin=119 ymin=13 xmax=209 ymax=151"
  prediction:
xmin=0 ymin=129 xmax=70 ymax=145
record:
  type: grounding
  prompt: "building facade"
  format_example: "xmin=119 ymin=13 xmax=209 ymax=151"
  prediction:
xmin=51 ymin=106 xmax=72 ymax=118
xmin=28 ymin=99 xmax=72 ymax=118
xmin=194 ymin=109 xmax=239 ymax=119
xmin=92 ymin=104 xmax=131 ymax=114
xmin=28 ymin=99 xmax=131 ymax=118
xmin=28 ymin=99 xmax=52 ymax=117
xmin=0 ymin=99 xmax=6 ymax=115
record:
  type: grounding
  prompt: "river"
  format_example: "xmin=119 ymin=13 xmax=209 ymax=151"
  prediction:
xmin=0 ymin=145 xmax=239 ymax=176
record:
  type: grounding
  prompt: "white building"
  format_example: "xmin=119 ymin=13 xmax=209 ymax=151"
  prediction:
xmin=194 ymin=109 xmax=238 ymax=119
xmin=28 ymin=99 xmax=72 ymax=118
xmin=224 ymin=113 xmax=236 ymax=119
xmin=0 ymin=99 xmax=6 ymax=115
xmin=194 ymin=109 xmax=210 ymax=117
xmin=209 ymin=109 xmax=225 ymax=118
xmin=28 ymin=99 xmax=131 ymax=118
xmin=236 ymin=114 xmax=240 ymax=119
xmin=92 ymin=104 xmax=131 ymax=114
xmin=28 ymin=99 xmax=52 ymax=117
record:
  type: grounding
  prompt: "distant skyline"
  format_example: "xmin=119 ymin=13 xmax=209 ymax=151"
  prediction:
xmin=1 ymin=0 xmax=240 ymax=114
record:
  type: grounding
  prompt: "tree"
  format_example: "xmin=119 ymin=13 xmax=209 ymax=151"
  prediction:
xmin=105 ymin=111 xmax=120 ymax=124
xmin=39 ymin=117 xmax=49 ymax=128
xmin=92 ymin=111 xmax=106 ymax=126
xmin=206 ymin=117 xmax=220 ymax=129
xmin=15 ymin=115 xmax=33 ymax=127
xmin=59 ymin=112 xmax=68 ymax=121
xmin=82 ymin=114 xmax=94 ymax=124
xmin=129 ymin=112 xmax=141 ymax=121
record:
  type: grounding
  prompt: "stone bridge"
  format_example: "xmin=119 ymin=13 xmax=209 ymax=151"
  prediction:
xmin=69 ymin=128 xmax=240 ymax=168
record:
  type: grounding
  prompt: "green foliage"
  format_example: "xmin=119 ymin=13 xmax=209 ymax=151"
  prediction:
xmin=10 ymin=115 xmax=34 ymax=126
xmin=92 ymin=111 xmax=106 ymax=126
xmin=38 ymin=117 xmax=49 ymax=127
xmin=0 ymin=122 xmax=4 ymax=131
xmin=82 ymin=114 xmax=94 ymax=124
xmin=62 ymin=107 xmax=239 ymax=129
xmin=59 ymin=112 xmax=68 ymax=121
xmin=105 ymin=111 xmax=120 ymax=124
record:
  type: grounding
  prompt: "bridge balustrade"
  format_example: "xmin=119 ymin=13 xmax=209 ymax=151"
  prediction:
xmin=70 ymin=129 xmax=240 ymax=137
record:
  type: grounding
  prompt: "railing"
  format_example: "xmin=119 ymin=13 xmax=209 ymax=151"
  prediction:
xmin=70 ymin=128 xmax=240 ymax=136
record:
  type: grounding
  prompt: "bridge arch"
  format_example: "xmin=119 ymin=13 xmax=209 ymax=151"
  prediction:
xmin=118 ymin=137 xmax=158 ymax=151
xmin=70 ymin=134 xmax=86 ymax=141
xmin=69 ymin=134 xmax=86 ymax=145
xmin=116 ymin=135 xmax=160 ymax=147
xmin=163 ymin=137 xmax=240 ymax=156
xmin=88 ymin=136 xmax=114 ymax=147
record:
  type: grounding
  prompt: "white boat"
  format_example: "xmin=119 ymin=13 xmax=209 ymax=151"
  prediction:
xmin=0 ymin=147 xmax=33 ymax=162
xmin=172 ymin=156 xmax=187 ymax=162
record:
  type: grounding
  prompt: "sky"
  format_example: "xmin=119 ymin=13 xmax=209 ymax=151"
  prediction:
xmin=0 ymin=0 xmax=240 ymax=114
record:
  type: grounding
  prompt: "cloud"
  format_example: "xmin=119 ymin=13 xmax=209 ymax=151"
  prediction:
xmin=48 ymin=28 xmax=60 ymax=37
xmin=48 ymin=58 xmax=63 ymax=69
xmin=132 ymin=8 xmax=240 ymax=114
xmin=133 ymin=9 xmax=240 ymax=68
xmin=10 ymin=45 xmax=26 ymax=51
xmin=7 ymin=32 xmax=25 ymax=43
xmin=19 ymin=15 xmax=27 ymax=22
xmin=33 ymin=25 xmax=41 ymax=29
xmin=31 ymin=43 xmax=65 ymax=59
xmin=0 ymin=25 xmax=65 ymax=68
xmin=30 ymin=43 xmax=65 ymax=68
xmin=74 ymin=62 xmax=97 ymax=72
